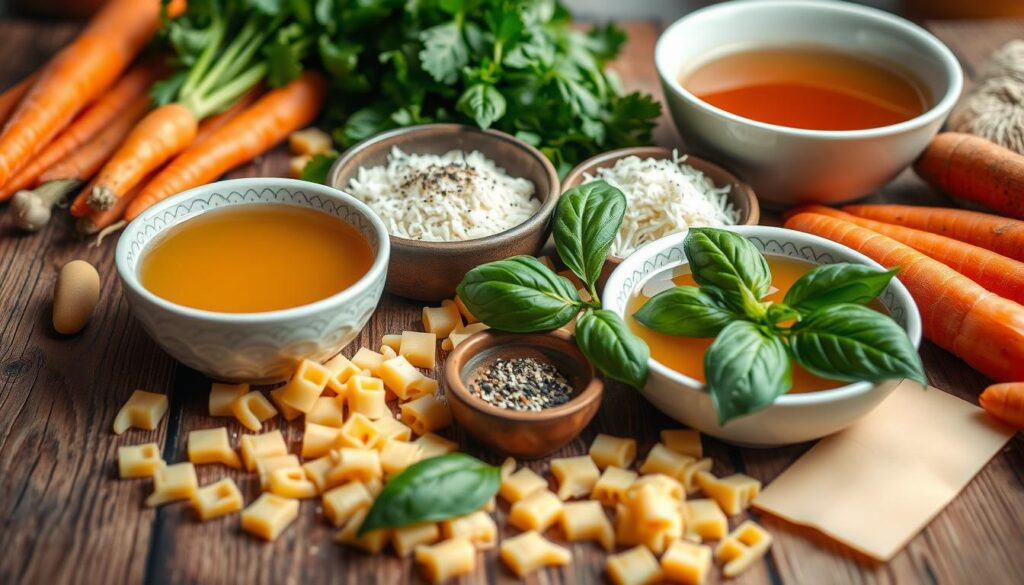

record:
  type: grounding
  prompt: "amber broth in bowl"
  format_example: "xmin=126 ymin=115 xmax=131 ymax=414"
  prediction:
xmin=682 ymin=44 xmax=931 ymax=131
xmin=139 ymin=205 xmax=374 ymax=313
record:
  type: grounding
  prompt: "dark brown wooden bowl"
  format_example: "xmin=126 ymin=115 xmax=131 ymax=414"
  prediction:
xmin=443 ymin=330 xmax=603 ymax=460
xmin=328 ymin=124 xmax=560 ymax=301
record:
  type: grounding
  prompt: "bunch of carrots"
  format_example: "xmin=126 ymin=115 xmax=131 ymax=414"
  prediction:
xmin=0 ymin=0 xmax=326 ymax=235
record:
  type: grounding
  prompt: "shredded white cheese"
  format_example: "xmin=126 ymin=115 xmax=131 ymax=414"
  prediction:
xmin=346 ymin=147 xmax=539 ymax=242
xmin=582 ymin=151 xmax=739 ymax=257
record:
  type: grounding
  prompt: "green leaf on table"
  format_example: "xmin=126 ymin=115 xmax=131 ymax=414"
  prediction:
xmin=705 ymin=320 xmax=791 ymax=424
xmin=299 ymin=151 xmax=339 ymax=185
xmin=784 ymin=264 xmax=899 ymax=314
xmin=575 ymin=309 xmax=650 ymax=388
xmin=633 ymin=286 xmax=736 ymax=338
xmin=318 ymin=35 xmax=361 ymax=79
xmin=419 ymin=21 xmax=468 ymax=85
xmin=553 ymin=180 xmax=626 ymax=291
xmin=456 ymin=83 xmax=507 ymax=129
xmin=683 ymin=227 xmax=771 ymax=318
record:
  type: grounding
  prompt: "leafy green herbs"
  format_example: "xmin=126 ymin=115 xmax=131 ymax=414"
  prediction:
xmin=358 ymin=454 xmax=500 ymax=535
xmin=635 ymin=228 xmax=925 ymax=424
xmin=457 ymin=180 xmax=650 ymax=388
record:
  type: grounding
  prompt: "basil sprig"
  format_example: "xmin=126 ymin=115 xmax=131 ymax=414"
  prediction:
xmin=457 ymin=180 xmax=650 ymax=388
xmin=359 ymin=454 xmax=500 ymax=535
xmin=636 ymin=228 xmax=925 ymax=424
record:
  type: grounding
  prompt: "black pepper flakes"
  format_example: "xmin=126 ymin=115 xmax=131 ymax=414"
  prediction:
xmin=469 ymin=357 xmax=573 ymax=412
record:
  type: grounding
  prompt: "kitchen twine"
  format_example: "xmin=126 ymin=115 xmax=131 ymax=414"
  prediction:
xmin=949 ymin=40 xmax=1024 ymax=154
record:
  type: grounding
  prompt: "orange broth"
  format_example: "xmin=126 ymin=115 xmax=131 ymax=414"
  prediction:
xmin=139 ymin=205 xmax=374 ymax=313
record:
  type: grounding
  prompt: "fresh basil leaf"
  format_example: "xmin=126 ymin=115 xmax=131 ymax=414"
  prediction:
xmin=553 ymin=180 xmax=626 ymax=291
xmin=633 ymin=286 xmax=735 ymax=337
xmin=457 ymin=256 xmax=582 ymax=333
xmin=359 ymin=454 xmax=500 ymax=535
xmin=765 ymin=303 xmax=800 ymax=325
xmin=456 ymin=83 xmax=506 ymax=129
xmin=575 ymin=309 xmax=650 ymax=388
xmin=299 ymin=151 xmax=338 ymax=185
xmin=705 ymin=320 xmax=791 ymax=424
xmin=419 ymin=21 xmax=468 ymax=85
xmin=683 ymin=227 xmax=771 ymax=318
xmin=784 ymin=264 xmax=899 ymax=314
xmin=788 ymin=304 xmax=926 ymax=385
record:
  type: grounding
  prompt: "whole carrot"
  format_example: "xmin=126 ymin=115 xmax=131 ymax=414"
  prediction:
xmin=785 ymin=212 xmax=1024 ymax=382
xmin=0 ymin=63 xmax=162 ymax=201
xmin=842 ymin=204 xmax=1024 ymax=263
xmin=125 ymin=72 xmax=327 ymax=221
xmin=793 ymin=205 xmax=1024 ymax=305
xmin=914 ymin=132 xmax=1024 ymax=219
xmin=979 ymin=383 xmax=1024 ymax=429
xmin=0 ymin=72 xmax=38 ymax=127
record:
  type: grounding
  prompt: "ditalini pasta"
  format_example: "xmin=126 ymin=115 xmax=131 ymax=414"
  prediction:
xmin=606 ymin=545 xmax=662 ymax=585
xmin=269 ymin=388 xmax=303 ymax=421
xmin=239 ymin=431 xmax=288 ymax=471
xmin=209 ymin=382 xmax=247 ymax=417
xmin=241 ymin=493 xmax=299 ymax=541
xmin=400 ymin=394 xmax=452 ymax=436
xmin=414 ymin=433 xmax=458 ymax=458
xmin=591 ymin=466 xmax=638 ymax=507
xmin=639 ymin=442 xmax=695 ymax=480
xmin=500 ymin=530 xmax=572 ymax=577
xmin=192 ymin=478 xmax=244 ymax=521
xmin=352 ymin=347 xmax=388 ymax=376
xmin=325 ymin=354 xmax=361 ymax=396
xmin=231 ymin=391 xmax=278 ymax=432
xmin=302 ymin=421 xmax=342 ymax=459
xmin=347 ymin=375 xmax=387 ymax=419
xmin=661 ymin=540 xmax=713 ymax=585
xmin=322 ymin=481 xmax=373 ymax=527
xmin=113 ymin=390 xmax=169 ymax=434
xmin=715 ymin=520 xmax=773 ymax=577
xmin=281 ymin=359 xmax=332 ymax=413
xmin=661 ymin=429 xmax=703 ymax=458
xmin=400 ymin=330 xmax=437 ymax=368
xmin=589 ymin=434 xmax=637 ymax=470
xmin=306 ymin=396 xmax=346 ymax=427
xmin=268 ymin=467 xmax=318 ymax=499
xmin=499 ymin=467 xmax=548 ymax=503
xmin=550 ymin=455 xmax=601 ymax=500
xmin=326 ymin=448 xmax=382 ymax=486
xmin=118 ymin=443 xmax=164 ymax=478
xmin=146 ymin=462 xmax=198 ymax=507
xmin=380 ymin=439 xmax=423 ymax=476
xmin=422 ymin=304 xmax=462 ymax=338
xmin=415 ymin=537 xmax=475 ymax=583
xmin=334 ymin=508 xmax=389 ymax=553
xmin=303 ymin=452 xmax=339 ymax=492
xmin=684 ymin=499 xmax=728 ymax=541
xmin=392 ymin=522 xmax=440 ymax=557
xmin=560 ymin=500 xmax=615 ymax=551
xmin=338 ymin=413 xmax=382 ymax=450
xmin=695 ymin=471 xmax=761 ymax=515
xmin=440 ymin=511 xmax=497 ymax=550
xmin=254 ymin=454 xmax=301 ymax=490
xmin=508 ymin=489 xmax=563 ymax=532
xmin=187 ymin=427 xmax=241 ymax=468
xmin=375 ymin=416 xmax=413 ymax=444
xmin=379 ymin=356 xmax=424 ymax=400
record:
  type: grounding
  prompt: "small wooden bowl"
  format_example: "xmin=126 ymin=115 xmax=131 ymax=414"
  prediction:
xmin=561 ymin=146 xmax=760 ymax=289
xmin=443 ymin=330 xmax=603 ymax=459
xmin=328 ymin=124 xmax=560 ymax=301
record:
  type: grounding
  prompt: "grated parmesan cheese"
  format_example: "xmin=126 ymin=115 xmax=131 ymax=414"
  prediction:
xmin=346 ymin=147 xmax=539 ymax=242
xmin=582 ymin=152 xmax=739 ymax=257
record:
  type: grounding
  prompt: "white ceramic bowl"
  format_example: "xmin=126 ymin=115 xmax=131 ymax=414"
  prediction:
xmin=602 ymin=225 xmax=922 ymax=447
xmin=655 ymin=0 xmax=963 ymax=207
xmin=115 ymin=178 xmax=390 ymax=383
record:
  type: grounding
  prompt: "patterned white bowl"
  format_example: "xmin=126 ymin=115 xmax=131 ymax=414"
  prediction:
xmin=115 ymin=178 xmax=390 ymax=383
xmin=602 ymin=225 xmax=923 ymax=447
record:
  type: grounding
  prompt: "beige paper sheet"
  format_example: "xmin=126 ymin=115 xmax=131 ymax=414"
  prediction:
xmin=752 ymin=381 xmax=1016 ymax=561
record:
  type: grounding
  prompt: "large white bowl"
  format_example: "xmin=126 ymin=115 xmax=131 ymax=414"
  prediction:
xmin=115 ymin=178 xmax=390 ymax=383
xmin=602 ymin=226 xmax=923 ymax=447
xmin=655 ymin=0 xmax=963 ymax=207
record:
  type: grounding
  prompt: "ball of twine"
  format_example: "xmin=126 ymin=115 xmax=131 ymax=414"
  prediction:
xmin=949 ymin=40 xmax=1024 ymax=154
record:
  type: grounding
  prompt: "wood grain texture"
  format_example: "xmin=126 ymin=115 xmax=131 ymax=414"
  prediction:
xmin=0 ymin=16 xmax=1021 ymax=585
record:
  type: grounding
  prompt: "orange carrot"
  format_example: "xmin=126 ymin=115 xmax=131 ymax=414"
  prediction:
xmin=914 ymin=132 xmax=1024 ymax=219
xmin=842 ymin=204 xmax=1024 ymax=263
xmin=784 ymin=212 xmax=1024 ymax=383
xmin=793 ymin=205 xmax=1024 ymax=305
xmin=78 ymin=177 xmax=152 ymax=236
xmin=0 ymin=63 xmax=162 ymax=201
xmin=979 ymin=383 xmax=1024 ymax=429
xmin=125 ymin=72 xmax=327 ymax=221
xmin=83 ymin=103 xmax=198 ymax=212
xmin=0 ymin=72 xmax=39 ymax=127
xmin=0 ymin=0 xmax=177 ymax=188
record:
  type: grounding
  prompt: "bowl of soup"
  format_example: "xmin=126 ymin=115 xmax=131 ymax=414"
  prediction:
xmin=655 ymin=0 xmax=963 ymax=207
xmin=115 ymin=178 xmax=390 ymax=383
xmin=602 ymin=225 xmax=922 ymax=446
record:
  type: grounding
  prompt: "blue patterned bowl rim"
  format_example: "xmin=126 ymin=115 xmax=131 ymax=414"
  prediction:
xmin=601 ymin=225 xmax=924 ymax=406
xmin=114 ymin=177 xmax=391 ymax=323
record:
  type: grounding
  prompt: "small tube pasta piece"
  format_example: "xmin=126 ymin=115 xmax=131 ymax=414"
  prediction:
xmin=662 ymin=540 xmax=713 ymax=585
xmin=380 ymin=439 xmax=423 ymax=476
xmin=591 ymin=466 xmax=638 ymax=507
xmin=303 ymin=421 xmax=342 ymax=459
xmin=255 ymin=454 xmax=301 ymax=490
xmin=447 ymin=322 xmax=488 ymax=350
xmin=682 ymin=458 xmax=713 ymax=495
xmin=325 ymin=354 xmax=361 ymax=396
xmin=615 ymin=503 xmax=639 ymax=547
xmin=695 ymin=471 xmax=761 ymax=516
xmin=560 ymin=500 xmax=614 ymax=551
xmin=632 ymin=482 xmax=681 ymax=533
xmin=684 ymin=499 xmax=728 ymax=541
xmin=113 ymin=390 xmax=168 ymax=434
xmin=231 ymin=391 xmax=278 ymax=432
xmin=500 ymin=530 xmax=572 ymax=577
xmin=187 ymin=427 xmax=242 ymax=468
xmin=209 ymin=382 xmax=247 ymax=417
xmin=281 ymin=359 xmax=332 ymax=413
xmin=630 ymin=473 xmax=685 ymax=501
xmin=347 ymin=375 xmax=387 ymax=419
xmin=381 ymin=334 xmax=402 ymax=352
xmin=393 ymin=522 xmax=441 ymax=557
xmin=326 ymin=447 xmax=382 ymax=487
xmin=453 ymin=296 xmax=478 ymax=323
xmin=118 ymin=443 xmax=164 ymax=478
xmin=289 ymin=126 xmax=332 ymax=155
xmin=550 ymin=455 xmax=600 ymax=500
xmin=499 ymin=467 xmax=548 ymax=503
xmin=639 ymin=443 xmax=695 ymax=480
xmin=375 ymin=416 xmax=413 ymax=444
xmin=303 ymin=452 xmax=339 ymax=492
xmin=400 ymin=394 xmax=452 ymax=436
xmin=508 ymin=489 xmax=563 ymax=532
xmin=268 ymin=467 xmax=318 ymax=499
xmin=191 ymin=477 xmax=244 ymax=521
xmin=241 ymin=493 xmax=299 ymax=541
xmin=334 ymin=508 xmax=390 ymax=553
xmin=415 ymin=537 xmax=475 ymax=583
xmin=441 ymin=510 xmax=497 ymax=549
xmin=415 ymin=432 xmax=458 ymax=458
xmin=269 ymin=388 xmax=303 ymax=421
xmin=400 ymin=330 xmax=437 ymax=369
xmin=307 ymin=396 xmax=346 ymax=427
xmin=380 ymin=345 xmax=398 ymax=359
xmin=406 ymin=375 xmax=439 ymax=401
xmin=661 ymin=429 xmax=703 ymax=458
xmin=239 ymin=431 xmax=288 ymax=471
xmin=322 ymin=481 xmax=374 ymax=526
xmin=338 ymin=413 xmax=382 ymax=450
xmin=715 ymin=520 xmax=773 ymax=578
xmin=589 ymin=434 xmax=637 ymax=470
xmin=145 ymin=462 xmax=198 ymax=507
xmin=378 ymin=356 xmax=423 ymax=400
xmin=422 ymin=304 xmax=462 ymax=339
xmin=351 ymin=347 xmax=387 ymax=376
xmin=606 ymin=545 xmax=663 ymax=585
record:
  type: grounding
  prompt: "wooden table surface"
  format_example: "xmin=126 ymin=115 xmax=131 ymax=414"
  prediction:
xmin=1 ymin=15 xmax=1022 ymax=585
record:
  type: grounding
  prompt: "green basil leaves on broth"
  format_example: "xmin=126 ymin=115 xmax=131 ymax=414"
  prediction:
xmin=631 ymin=228 xmax=924 ymax=424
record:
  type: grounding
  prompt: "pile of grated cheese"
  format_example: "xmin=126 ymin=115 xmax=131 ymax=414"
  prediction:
xmin=346 ymin=147 xmax=539 ymax=242
xmin=582 ymin=151 xmax=739 ymax=258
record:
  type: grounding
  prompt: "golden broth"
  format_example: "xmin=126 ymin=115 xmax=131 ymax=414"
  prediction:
xmin=139 ymin=205 xmax=374 ymax=313
xmin=627 ymin=256 xmax=881 ymax=394
xmin=682 ymin=44 xmax=930 ymax=131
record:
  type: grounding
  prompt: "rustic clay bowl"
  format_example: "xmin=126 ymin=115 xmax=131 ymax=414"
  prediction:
xmin=561 ymin=146 xmax=760 ymax=289
xmin=443 ymin=330 xmax=603 ymax=459
xmin=328 ymin=124 xmax=560 ymax=301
